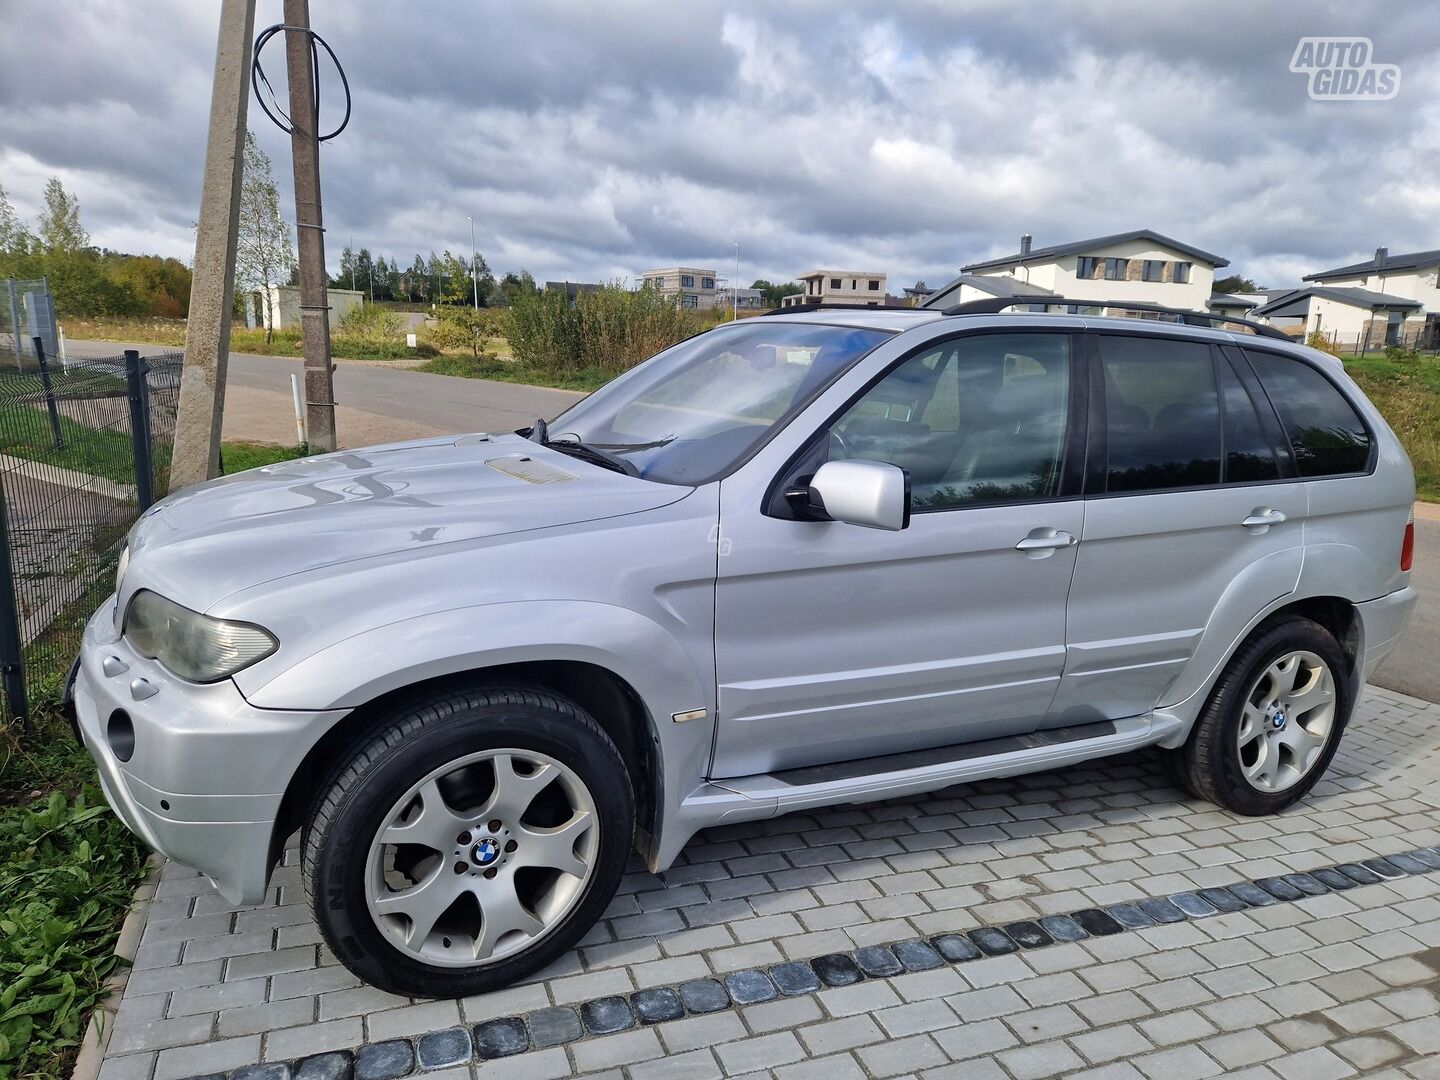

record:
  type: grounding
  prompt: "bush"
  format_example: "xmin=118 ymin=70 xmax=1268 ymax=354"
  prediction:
xmin=1305 ymin=329 xmax=1341 ymax=356
xmin=427 ymin=307 xmax=499 ymax=359
xmin=504 ymin=283 xmax=690 ymax=376
xmin=330 ymin=304 xmax=414 ymax=360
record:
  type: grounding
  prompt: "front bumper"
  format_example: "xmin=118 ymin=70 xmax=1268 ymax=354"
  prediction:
xmin=74 ymin=596 xmax=344 ymax=905
xmin=1357 ymin=585 xmax=1417 ymax=681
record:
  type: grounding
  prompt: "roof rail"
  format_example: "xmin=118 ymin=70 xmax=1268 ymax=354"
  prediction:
xmin=940 ymin=296 xmax=1291 ymax=341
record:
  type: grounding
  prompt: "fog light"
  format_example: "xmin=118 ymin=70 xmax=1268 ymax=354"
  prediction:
xmin=107 ymin=709 xmax=135 ymax=762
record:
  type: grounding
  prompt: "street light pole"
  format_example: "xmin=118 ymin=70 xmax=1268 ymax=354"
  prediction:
xmin=733 ymin=242 xmax=739 ymax=321
xmin=468 ymin=215 xmax=479 ymax=309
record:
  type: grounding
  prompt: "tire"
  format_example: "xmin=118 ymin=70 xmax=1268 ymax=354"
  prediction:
xmin=302 ymin=684 xmax=634 ymax=998
xmin=1168 ymin=615 xmax=1353 ymax=816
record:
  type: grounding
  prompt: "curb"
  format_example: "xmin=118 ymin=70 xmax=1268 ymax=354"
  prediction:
xmin=69 ymin=854 xmax=165 ymax=1080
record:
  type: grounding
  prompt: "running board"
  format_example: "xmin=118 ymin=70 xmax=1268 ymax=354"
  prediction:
xmin=682 ymin=712 xmax=1186 ymax=827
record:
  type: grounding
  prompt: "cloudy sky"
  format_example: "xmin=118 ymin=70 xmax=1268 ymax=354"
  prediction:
xmin=2 ymin=1 xmax=1438 ymax=292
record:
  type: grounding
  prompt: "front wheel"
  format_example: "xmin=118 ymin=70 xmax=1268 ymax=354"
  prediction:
xmin=303 ymin=685 xmax=634 ymax=998
xmin=1164 ymin=615 xmax=1352 ymax=816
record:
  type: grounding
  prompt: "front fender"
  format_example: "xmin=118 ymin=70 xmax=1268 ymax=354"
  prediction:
xmin=244 ymin=599 xmax=718 ymax=872
xmin=243 ymin=599 xmax=714 ymax=721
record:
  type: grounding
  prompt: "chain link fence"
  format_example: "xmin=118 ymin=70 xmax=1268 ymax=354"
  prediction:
xmin=0 ymin=346 xmax=181 ymax=722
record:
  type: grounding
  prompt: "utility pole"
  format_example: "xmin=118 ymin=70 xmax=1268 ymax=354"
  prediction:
xmin=170 ymin=0 xmax=256 ymax=491
xmin=284 ymin=0 xmax=337 ymax=452
xmin=468 ymin=215 xmax=479 ymax=309
xmin=733 ymin=242 xmax=739 ymax=321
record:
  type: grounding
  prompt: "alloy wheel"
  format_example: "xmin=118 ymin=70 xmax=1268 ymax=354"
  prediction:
xmin=364 ymin=748 xmax=599 ymax=967
xmin=1236 ymin=650 xmax=1337 ymax=794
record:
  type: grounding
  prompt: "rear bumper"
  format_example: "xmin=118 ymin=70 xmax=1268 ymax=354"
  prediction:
xmin=74 ymin=596 xmax=344 ymax=905
xmin=1358 ymin=586 xmax=1417 ymax=681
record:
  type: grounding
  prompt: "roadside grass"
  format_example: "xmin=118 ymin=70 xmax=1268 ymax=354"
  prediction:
xmin=0 ymin=409 xmax=310 ymax=487
xmin=219 ymin=441 xmax=310 ymax=473
xmin=0 ymin=711 xmax=151 ymax=1080
xmin=62 ymin=316 xmax=437 ymax=362
xmin=416 ymin=353 xmax=608 ymax=392
xmin=1344 ymin=353 xmax=1440 ymax=501
xmin=0 ymin=412 xmax=138 ymax=487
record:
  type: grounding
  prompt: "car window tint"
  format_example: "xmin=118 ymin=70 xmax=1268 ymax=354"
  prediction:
xmin=830 ymin=334 xmax=1070 ymax=509
xmin=1100 ymin=336 xmax=1220 ymax=492
xmin=1219 ymin=360 xmax=1280 ymax=483
xmin=1244 ymin=351 xmax=1371 ymax=477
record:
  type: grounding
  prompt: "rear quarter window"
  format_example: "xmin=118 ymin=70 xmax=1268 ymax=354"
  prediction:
xmin=1244 ymin=350 xmax=1371 ymax=477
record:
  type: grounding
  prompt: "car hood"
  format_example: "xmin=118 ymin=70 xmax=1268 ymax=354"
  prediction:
xmin=126 ymin=433 xmax=692 ymax=611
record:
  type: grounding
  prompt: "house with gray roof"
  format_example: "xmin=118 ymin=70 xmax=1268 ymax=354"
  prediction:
xmin=1251 ymin=283 xmax=1425 ymax=351
xmin=1289 ymin=246 xmax=1440 ymax=349
xmin=922 ymin=229 xmax=1229 ymax=316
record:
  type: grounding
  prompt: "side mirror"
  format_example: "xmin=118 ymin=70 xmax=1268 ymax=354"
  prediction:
xmin=801 ymin=459 xmax=911 ymax=531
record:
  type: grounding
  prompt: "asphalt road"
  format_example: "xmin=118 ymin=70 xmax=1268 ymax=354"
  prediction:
xmin=1372 ymin=509 xmax=1437 ymax=702
xmin=60 ymin=338 xmax=1438 ymax=702
xmin=62 ymin=339 xmax=584 ymax=438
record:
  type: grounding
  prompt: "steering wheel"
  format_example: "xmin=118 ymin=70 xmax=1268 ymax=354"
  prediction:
xmin=827 ymin=427 xmax=850 ymax=461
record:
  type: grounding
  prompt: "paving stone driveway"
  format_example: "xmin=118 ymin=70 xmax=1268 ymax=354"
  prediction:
xmin=97 ymin=686 xmax=1440 ymax=1080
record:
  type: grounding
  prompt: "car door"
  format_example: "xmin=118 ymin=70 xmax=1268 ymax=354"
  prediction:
xmin=711 ymin=331 xmax=1086 ymax=778
xmin=1053 ymin=332 xmax=1305 ymax=722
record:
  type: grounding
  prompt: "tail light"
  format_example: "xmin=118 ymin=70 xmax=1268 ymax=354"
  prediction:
xmin=1401 ymin=516 xmax=1415 ymax=572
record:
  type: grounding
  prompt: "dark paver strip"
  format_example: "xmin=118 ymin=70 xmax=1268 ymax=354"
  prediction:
xmin=179 ymin=842 xmax=1440 ymax=1080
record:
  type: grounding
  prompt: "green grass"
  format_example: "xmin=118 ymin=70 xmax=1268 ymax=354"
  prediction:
xmin=415 ymin=354 xmax=611 ymax=392
xmin=0 ymin=711 xmax=151 ymax=1080
xmin=0 ymin=413 xmax=139 ymax=487
xmin=219 ymin=441 xmax=310 ymax=474
xmin=1344 ymin=353 xmax=1440 ymax=501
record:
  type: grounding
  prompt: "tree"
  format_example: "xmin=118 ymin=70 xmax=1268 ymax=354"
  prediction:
xmin=37 ymin=177 xmax=88 ymax=253
xmin=1214 ymin=274 xmax=1264 ymax=294
xmin=497 ymin=269 xmax=537 ymax=306
xmin=0 ymin=183 xmax=31 ymax=254
xmin=750 ymin=279 xmax=802 ymax=308
xmin=335 ymin=245 xmax=357 ymax=291
xmin=235 ymin=131 xmax=296 ymax=343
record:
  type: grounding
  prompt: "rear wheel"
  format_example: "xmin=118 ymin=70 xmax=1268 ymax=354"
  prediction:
xmin=1164 ymin=616 xmax=1352 ymax=816
xmin=303 ymin=685 xmax=633 ymax=998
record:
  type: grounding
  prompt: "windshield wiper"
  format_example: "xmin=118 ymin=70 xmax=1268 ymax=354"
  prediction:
xmin=524 ymin=418 xmax=638 ymax=477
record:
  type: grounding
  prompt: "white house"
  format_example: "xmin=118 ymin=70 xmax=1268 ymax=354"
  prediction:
xmin=922 ymin=229 xmax=1228 ymax=315
xmin=1291 ymin=246 xmax=1440 ymax=349
xmin=782 ymin=269 xmax=888 ymax=307
xmin=1250 ymin=285 xmax=1422 ymax=351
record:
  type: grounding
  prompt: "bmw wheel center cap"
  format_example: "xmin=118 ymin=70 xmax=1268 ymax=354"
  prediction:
xmin=473 ymin=837 xmax=501 ymax=866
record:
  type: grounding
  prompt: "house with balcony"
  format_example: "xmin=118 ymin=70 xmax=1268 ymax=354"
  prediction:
xmin=921 ymin=229 xmax=1229 ymax=316
xmin=640 ymin=266 xmax=719 ymax=309
xmin=782 ymin=269 xmax=889 ymax=307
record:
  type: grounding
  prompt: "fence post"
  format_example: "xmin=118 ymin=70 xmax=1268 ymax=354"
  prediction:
xmin=7 ymin=278 xmax=20 ymax=368
xmin=124 ymin=350 xmax=155 ymax=512
xmin=33 ymin=336 xmax=63 ymax=451
xmin=0 ymin=478 xmax=29 ymax=728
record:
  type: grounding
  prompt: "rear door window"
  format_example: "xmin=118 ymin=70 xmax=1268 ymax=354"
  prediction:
xmin=1219 ymin=360 xmax=1281 ymax=483
xmin=1098 ymin=336 xmax=1221 ymax=492
xmin=1244 ymin=351 xmax=1371 ymax=476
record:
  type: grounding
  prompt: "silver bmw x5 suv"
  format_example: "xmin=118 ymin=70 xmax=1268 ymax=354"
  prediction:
xmin=72 ymin=305 xmax=1416 ymax=997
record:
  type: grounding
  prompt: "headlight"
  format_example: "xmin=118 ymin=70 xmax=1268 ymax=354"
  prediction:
xmin=123 ymin=590 xmax=278 ymax=683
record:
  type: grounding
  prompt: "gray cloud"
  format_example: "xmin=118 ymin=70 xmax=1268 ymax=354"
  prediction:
xmin=2 ymin=0 xmax=1437 ymax=291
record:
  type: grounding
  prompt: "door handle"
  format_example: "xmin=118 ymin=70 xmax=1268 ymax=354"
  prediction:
xmin=1016 ymin=529 xmax=1078 ymax=555
xmin=1241 ymin=508 xmax=1287 ymax=529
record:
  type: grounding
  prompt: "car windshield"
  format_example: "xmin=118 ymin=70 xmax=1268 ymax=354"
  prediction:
xmin=545 ymin=321 xmax=892 ymax=484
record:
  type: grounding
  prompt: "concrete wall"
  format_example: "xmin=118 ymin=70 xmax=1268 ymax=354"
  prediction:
xmin=798 ymin=271 xmax=888 ymax=305
xmin=256 ymin=285 xmax=365 ymax=331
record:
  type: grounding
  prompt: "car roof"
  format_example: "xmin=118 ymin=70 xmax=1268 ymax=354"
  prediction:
xmin=756 ymin=308 xmax=1341 ymax=371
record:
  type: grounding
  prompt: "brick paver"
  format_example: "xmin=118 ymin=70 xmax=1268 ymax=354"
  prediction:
xmin=94 ymin=686 xmax=1440 ymax=1079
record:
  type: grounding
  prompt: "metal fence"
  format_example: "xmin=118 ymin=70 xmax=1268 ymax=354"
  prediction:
xmin=0 ymin=344 xmax=181 ymax=723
